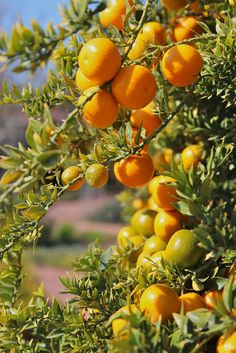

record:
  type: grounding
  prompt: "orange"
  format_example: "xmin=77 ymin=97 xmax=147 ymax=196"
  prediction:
xmin=114 ymin=154 xmax=154 ymax=188
xmin=85 ymin=163 xmax=108 ymax=188
xmin=128 ymin=22 xmax=166 ymax=60
xmin=131 ymin=209 xmax=157 ymax=237
xmin=128 ymin=235 xmax=146 ymax=261
xmin=181 ymin=144 xmax=202 ymax=171
xmin=117 ymin=226 xmax=136 ymax=247
xmin=140 ymin=284 xmax=180 ymax=323
xmin=82 ymin=89 xmax=118 ymax=129
xmin=162 ymin=44 xmax=203 ymax=87
xmin=78 ymin=38 xmax=121 ymax=83
xmin=76 ymin=68 xmax=100 ymax=91
xmin=131 ymin=128 xmax=148 ymax=153
xmin=217 ymin=331 xmax=236 ymax=353
xmin=148 ymin=175 xmax=161 ymax=194
xmin=152 ymin=175 xmax=177 ymax=211
xmin=100 ymin=0 xmax=134 ymax=31
xmin=147 ymin=196 xmax=160 ymax=212
xmin=204 ymin=291 xmax=222 ymax=310
xmin=132 ymin=198 xmax=146 ymax=210
xmin=161 ymin=0 xmax=187 ymax=10
xmin=112 ymin=304 xmax=138 ymax=337
xmin=154 ymin=210 xmax=182 ymax=242
xmin=61 ymin=166 xmax=84 ymax=191
xmin=112 ymin=65 xmax=156 ymax=110
xmin=179 ymin=292 xmax=206 ymax=313
xmin=174 ymin=16 xmax=203 ymax=42
xmin=150 ymin=250 xmax=166 ymax=267
xmin=143 ymin=235 xmax=167 ymax=254
xmin=130 ymin=102 xmax=162 ymax=137
xmin=190 ymin=1 xmax=202 ymax=14
xmin=136 ymin=251 xmax=152 ymax=268
xmin=165 ymin=229 xmax=203 ymax=269
xmin=152 ymin=149 xmax=173 ymax=173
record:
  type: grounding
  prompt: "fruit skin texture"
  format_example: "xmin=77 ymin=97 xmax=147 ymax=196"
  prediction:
xmin=140 ymin=284 xmax=180 ymax=323
xmin=204 ymin=291 xmax=222 ymax=310
xmin=161 ymin=0 xmax=187 ymax=10
xmin=85 ymin=164 xmax=108 ymax=188
xmin=61 ymin=166 xmax=84 ymax=191
xmin=154 ymin=210 xmax=182 ymax=242
xmin=179 ymin=292 xmax=206 ymax=313
xmin=152 ymin=175 xmax=177 ymax=211
xmin=100 ymin=0 xmax=134 ymax=31
xmin=117 ymin=226 xmax=136 ymax=247
xmin=181 ymin=144 xmax=202 ymax=171
xmin=78 ymin=38 xmax=121 ymax=83
xmin=162 ymin=44 xmax=203 ymax=87
xmin=112 ymin=65 xmax=156 ymax=110
xmin=143 ymin=235 xmax=167 ymax=254
xmin=217 ymin=331 xmax=236 ymax=353
xmin=129 ymin=22 xmax=166 ymax=60
xmin=151 ymin=250 xmax=166 ymax=267
xmin=165 ymin=229 xmax=203 ymax=269
xmin=114 ymin=154 xmax=154 ymax=188
xmin=174 ymin=16 xmax=203 ymax=42
xmin=130 ymin=102 xmax=162 ymax=137
xmin=76 ymin=68 xmax=100 ymax=91
xmin=131 ymin=209 xmax=157 ymax=237
xmin=112 ymin=304 xmax=138 ymax=336
xmin=82 ymin=90 xmax=118 ymax=129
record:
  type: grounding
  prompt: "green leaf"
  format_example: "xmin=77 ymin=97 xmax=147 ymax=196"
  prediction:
xmin=37 ymin=150 xmax=60 ymax=168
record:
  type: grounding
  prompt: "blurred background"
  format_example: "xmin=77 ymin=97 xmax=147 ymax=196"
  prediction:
xmin=0 ymin=0 xmax=125 ymax=303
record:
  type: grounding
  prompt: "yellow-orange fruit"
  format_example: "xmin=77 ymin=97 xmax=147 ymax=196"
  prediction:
xmin=162 ymin=44 xmax=203 ymax=87
xmin=161 ymin=0 xmax=187 ymax=10
xmin=112 ymin=65 xmax=156 ymax=110
xmin=179 ymin=292 xmax=206 ymax=313
xmin=174 ymin=16 xmax=203 ymax=42
xmin=152 ymin=175 xmax=177 ymax=211
xmin=216 ymin=331 xmax=236 ymax=353
xmin=76 ymin=69 xmax=100 ymax=91
xmin=100 ymin=0 xmax=134 ymax=31
xmin=154 ymin=210 xmax=182 ymax=242
xmin=130 ymin=102 xmax=162 ymax=137
xmin=181 ymin=144 xmax=202 ymax=171
xmin=112 ymin=304 xmax=138 ymax=336
xmin=117 ymin=226 xmax=136 ymax=247
xmin=61 ymin=166 xmax=84 ymax=191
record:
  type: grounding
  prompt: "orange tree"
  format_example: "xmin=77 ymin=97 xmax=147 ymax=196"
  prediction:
xmin=0 ymin=0 xmax=236 ymax=352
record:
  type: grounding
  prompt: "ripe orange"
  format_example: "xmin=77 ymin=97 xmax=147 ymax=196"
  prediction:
xmin=78 ymin=38 xmax=121 ymax=83
xmin=204 ymin=291 xmax=222 ymax=310
xmin=128 ymin=22 xmax=166 ymax=60
xmin=112 ymin=65 xmax=156 ymax=110
xmin=165 ymin=229 xmax=203 ymax=269
xmin=76 ymin=68 xmax=100 ymax=91
xmin=152 ymin=149 xmax=173 ymax=172
xmin=162 ymin=44 xmax=203 ymax=87
xmin=85 ymin=163 xmax=108 ymax=188
xmin=179 ymin=292 xmax=206 ymax=313
xmin=140 ymin=284 xmax=180 ymax=323
xmin=150 ymin=250 xmax=166 ymax=267
xmin=148 ymin=175 xmax=160 ymax=194
xmin=61 ymin=166 xmax=84 ymax=191
xmin=132 ymin=198 xmax=146 ymax=210
xmin=152 ymin=175 xmax=177 ymax=211
xmin=143 ymin=235 xmax=167 ymax=254
xmin=174 ymin=16 xmax=203 ymax=42
xmin=112 ymin=304 xmax=138 ymax=336
xmin=161 ymin=0 xmax=187 ymax=10
xmin=114 ymin=154 xmax=154 ymax=188
xmin=147 ymin=196 xmax=160 ymax=212
xmin=131 ymin=209 xmax=157 ymax=237
xmin=136 ymin=251 xmax=152 ymax=268
xmin=216 ymin=331 xmax=236 ymax=353
xmin=82 ymin=89 xmax=118 ymax=129
xmin=130 ymin=128 xmax=148 ymax=153
xmin=181 ymin=144 xmax=202 ymax=171
xmin=117 ymin=226 xmax=136 ymax=247
xmin=154 ymin=210 xmax=182 ymax=242
xmin=130 ymin=102 xmax=162 ymax=137
xmin=100 ymin=0 xmax=134 ymax=31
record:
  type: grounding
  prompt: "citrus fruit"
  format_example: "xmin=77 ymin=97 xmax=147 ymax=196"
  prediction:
xmin=61 ymin=166 xmax=84 ymax=191
xmin=161 ymin=0 xmax=187 ymax=10
xmin=150 ymin=250 xmax=166 ymax=267
xmin=76 ymin=68 xmax=100 ymax=91
xmin=174 ymin=16 xmax=203 ymax=42
xmin=216 ymin=331 xmax=236 ymax=353
xmin=100 ymin=0 xmax=134 ymax=31
xmin=204 ymin=291 xmax=222 ymax=310
xmin=85 ymin=163 xmax=108 ymax=188
xmin=112 ymin=304 xmax=138 ymax=336
xmin=152 ymin=175 xmax=177 ymax=211
xmin=136 ymin=251 xmax=152 ymax=268
xmin=162 ymin=44 xmax=203 ymax=87
xmin=179 ymin=292 xmax=206 ymax=313
xmin=165 ymin=229 xmax=203 ymax=269
xmin=140 ymin=284 xmax=180 ymax=323
xmin=143 ymin=235 xmax=167 ymax=254
xmin=78 ymin=38 xmax=121 ymax=83
xmin=152 ymin=149 xmax=173 ymax=172
xmin=132 ymin=198 xmax=146 ymax=210
xmin=131 ymin=209 xmax=157 ymax=237
xmin=114 ymin=154 xmax=154 ymax=188
xmin=148 ymin=175 xmax=161 ymax=194
xmin=82 ymin=89 xmax=118 ymax=129
xmin=117 ymin=226 xmax=136 ymax=247
xmin=130 ymin=102 xmax=162 ymax=137
xmin=181 ymin=144 xmax=202 ymax=171
xmin=112 ymin=65 xmax=156 ymax=110
xmin=147 ymin=196 xmax=160 ymax=212
xmin=154 ymin=210 xmax=182 ymax=242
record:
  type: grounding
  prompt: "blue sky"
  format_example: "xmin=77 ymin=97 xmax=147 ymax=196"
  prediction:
xmin=0 ymin=0 xmax=70 ymax=33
